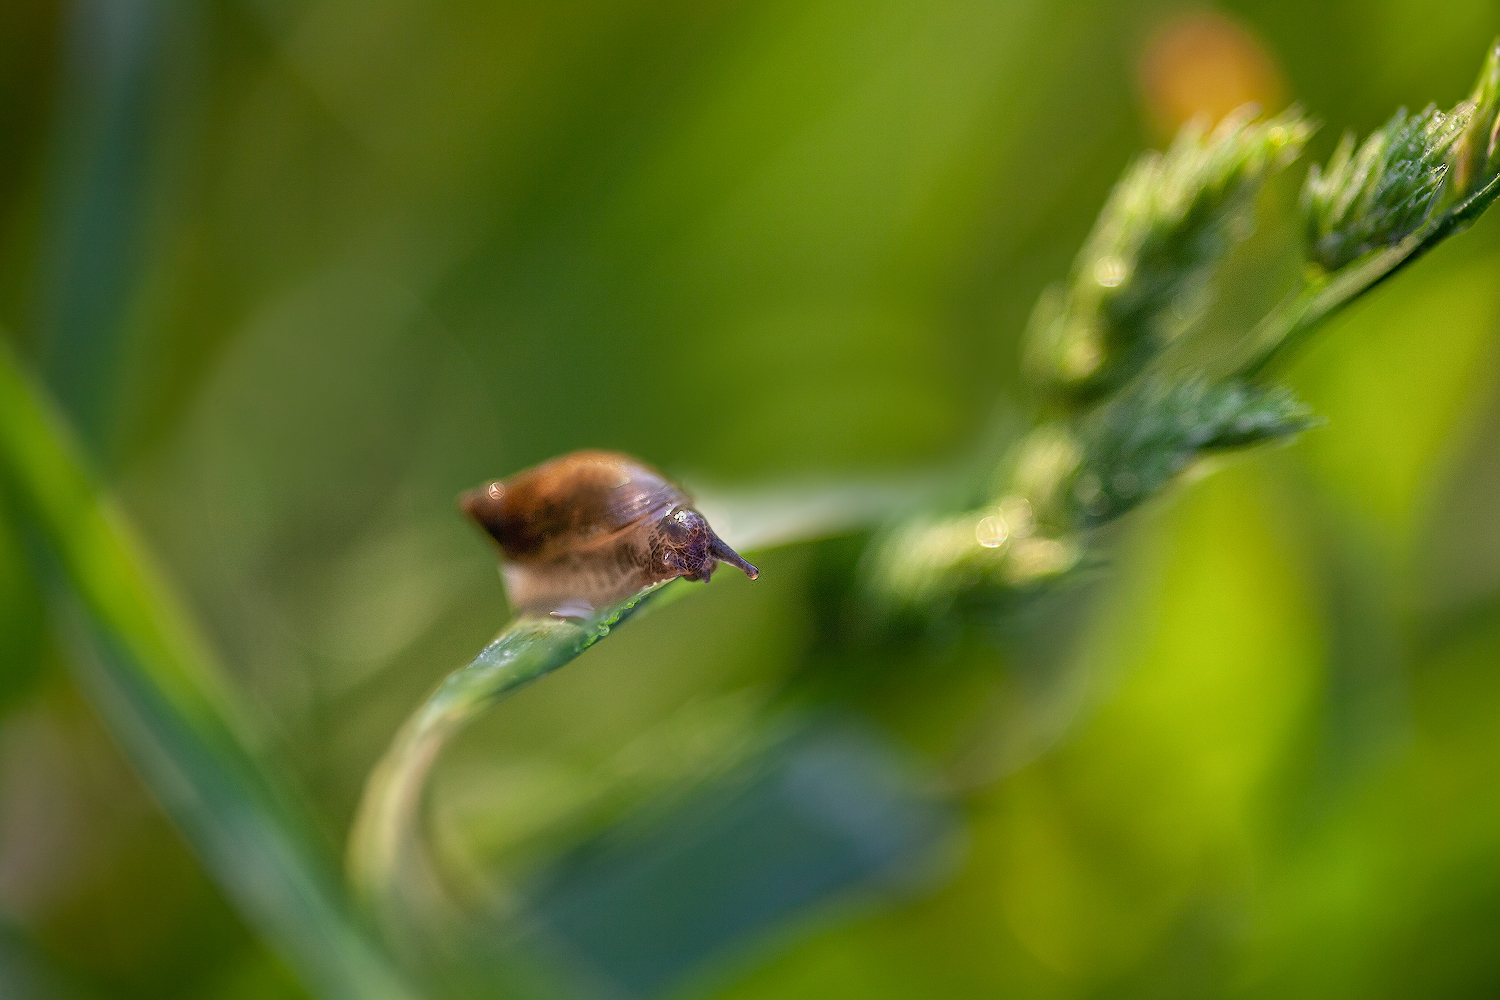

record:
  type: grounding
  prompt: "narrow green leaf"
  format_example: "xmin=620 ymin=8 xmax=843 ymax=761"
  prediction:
xmin=348 ymin=586 xmax=670 ymax=948
xmin=0 ymin=341 xmax=416 ymax=1000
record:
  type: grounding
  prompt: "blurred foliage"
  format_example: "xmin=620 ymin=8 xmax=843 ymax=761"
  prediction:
xmin=0 ymin=344 xmax=412 ymax=998
xmin=1025 ymin=106 xmax=1311 ymax=403
xmin=3 ymin=1 xmax=1500 ymax=999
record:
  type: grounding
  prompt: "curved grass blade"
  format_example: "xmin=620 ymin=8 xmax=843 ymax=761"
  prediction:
xmin=348 ymin=585 xmax=674 ymax=952
xmin=0 ymin=341 xmax=417 ymax=1000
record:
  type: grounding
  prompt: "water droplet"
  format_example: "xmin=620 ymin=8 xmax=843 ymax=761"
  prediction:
xmin=1094 ymin=256 xmax=1128 ymax=288
xmin=976 ymin=515 xmax=1008 ymax=549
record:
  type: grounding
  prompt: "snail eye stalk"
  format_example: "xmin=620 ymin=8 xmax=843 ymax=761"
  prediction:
xmin=710 ymin=535 xmax=759 ymax=580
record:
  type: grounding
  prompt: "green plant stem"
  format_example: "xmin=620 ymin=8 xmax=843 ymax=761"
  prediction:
xmin=347 ymin=587 xmax=671 ymax=947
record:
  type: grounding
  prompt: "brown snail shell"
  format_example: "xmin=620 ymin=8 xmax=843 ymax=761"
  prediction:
xmin=460 ymin=450 xmax=758 ymax=618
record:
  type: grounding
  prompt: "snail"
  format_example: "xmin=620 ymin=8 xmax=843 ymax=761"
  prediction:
xmin=461 ymin=450 xmax=758 ymax=618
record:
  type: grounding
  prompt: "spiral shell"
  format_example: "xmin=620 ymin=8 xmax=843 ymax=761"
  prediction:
xmin=461 ymin=450 xmax=758 ymax=617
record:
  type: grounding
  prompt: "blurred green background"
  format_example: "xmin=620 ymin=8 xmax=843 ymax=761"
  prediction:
xmin=4 ymin=0 xmax=1500 ymax=997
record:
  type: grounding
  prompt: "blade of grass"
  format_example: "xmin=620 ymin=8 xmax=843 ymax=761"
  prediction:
xmin=348 ymin=585 xmax=674 ymax=951
xmin=0 ymin=340 xmax=418 ymax=1000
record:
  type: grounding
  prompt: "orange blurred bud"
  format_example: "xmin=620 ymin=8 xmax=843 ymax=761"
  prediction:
xmin=1138 ymin=10 xmax=1286 ymax=136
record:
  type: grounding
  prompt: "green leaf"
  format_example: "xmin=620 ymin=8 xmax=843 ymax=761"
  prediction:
xmin=0 ymin=341 xmax=416 ymax=1000
xmin=347 ymin=586 xmax=672 ymax=948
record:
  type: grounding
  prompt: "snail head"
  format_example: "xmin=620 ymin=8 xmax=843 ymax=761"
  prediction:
xmin=656 ymin=506 xmax=759 ymax=583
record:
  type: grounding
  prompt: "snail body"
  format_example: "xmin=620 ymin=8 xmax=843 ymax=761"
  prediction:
xmin=461 ymin=450 xmax=758 ymax=618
